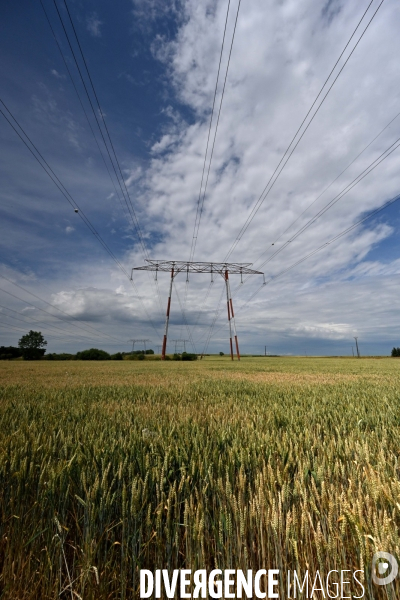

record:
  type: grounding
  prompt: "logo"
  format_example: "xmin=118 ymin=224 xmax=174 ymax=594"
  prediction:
xmin=372 ymin=552 xmax=398 ymax=586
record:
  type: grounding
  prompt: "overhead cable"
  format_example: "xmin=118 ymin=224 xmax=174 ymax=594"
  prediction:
xmin=0 ymin=100 xmax=161 ymax=337
xmin=223 ymin=0 xmax=385 ymax=261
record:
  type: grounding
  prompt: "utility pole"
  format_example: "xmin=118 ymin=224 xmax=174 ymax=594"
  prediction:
xmin=265 ymin=345 xmax=266 ymax=356
xmin=354 ymin=337 xmax=360 ymax=358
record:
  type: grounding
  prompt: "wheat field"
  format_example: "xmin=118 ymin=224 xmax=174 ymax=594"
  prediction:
xmin=0 ymin=357 xmax=399 ymax=599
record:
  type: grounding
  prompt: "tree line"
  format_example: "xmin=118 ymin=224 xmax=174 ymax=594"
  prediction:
xmin=0 ymin=331 xmax=154 ymax=361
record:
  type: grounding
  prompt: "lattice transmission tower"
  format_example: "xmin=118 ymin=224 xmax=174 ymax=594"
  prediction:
xmin=171 ymin=339 xmax=189 ymax=353
xmin=128 ymin=338 xmax=150 ymax=353
xmin=132 ymin=260 xmax=264 ymax=360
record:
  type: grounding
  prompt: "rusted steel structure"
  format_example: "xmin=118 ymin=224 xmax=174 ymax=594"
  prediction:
xmin=132 ymin=260 xmax=264 ymax=360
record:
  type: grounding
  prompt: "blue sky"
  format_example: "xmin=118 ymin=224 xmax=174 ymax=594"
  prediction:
xmin=1 ymin=0 xmax=400 ymax=356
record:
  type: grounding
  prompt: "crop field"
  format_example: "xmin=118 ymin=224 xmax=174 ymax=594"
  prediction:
xmin=0 ymin=357 xmax=399 ymax=599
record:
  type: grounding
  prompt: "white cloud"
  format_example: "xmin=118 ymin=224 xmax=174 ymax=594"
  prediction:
xmin=87 ymin=13 xmax=103 ymax=37
xmin=2 ymin=0 xmax=400 ymax=354
xmin=65 ymin=226 xmax=75 ymax=234
xmin=121 ymin=0 xmax=400 ymax=351
xmin=50 ymin=69 xmax=66 ymax=79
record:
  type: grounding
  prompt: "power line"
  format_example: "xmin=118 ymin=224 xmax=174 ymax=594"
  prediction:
xmin=50 ymin=0 xmax=144 ymax=253
xmin=188 ymin=0 xmax=231 ymax=264
xmin=0 ymin=286 xmax=108 ymax=342
xmin=204 ymin=189 xmax=400 ymax=347
xmin=39 ymin=0 xmax=130 ymax=225
xmin=62 ymin=0 xmax=142 ymax=236
xmin=196 ymin=0 xmax=385 ymax=350
xmin=238 ymin=190 xmax=400 ymax=313
xmin=57 ymin=0 xmax=162 ymax=312
xmin=183 ymin=0 xmax=243 ymax=349
xmin=223 ymin=0 xmax=385 ymax=261
xmin=0 ymin=277 xmax=123 ymax=343
xmin=0 ymin=285 xmax=138 ymax=347
xmin=0 ymin=100 xmax=128 ymax=276
xmin=178 ymin=0 xmax=237 ymax=340
xmin=0 ymin=99 xmax=161 ymax=337
xmin=173 ymin=281 xmax=197 ymax=354
xmin=57 ymin=0 xmax=165 ymax=320
xmin=0 ymin=318 xmax=77 ymax=343
xmin=236 ymin=129 xmax=400 ymax=289
xmin=192 ymin=280 xmax=214 ymax=331
xmin=42 ymin=0 xmax=163 ymax=322
xmin=200 ymin=283 xmax=226 ymax=356
xmin=189 ymin=0 xmax=241 ymax=263
xmin=262 ymin=108 xmax=400 ymax=251
xmin=0 ymin=301 xmax=103 ymax=341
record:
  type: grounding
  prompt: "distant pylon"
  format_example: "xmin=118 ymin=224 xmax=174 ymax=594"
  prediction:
xmin=128 ymin=338 xmax=150 ymax=353
xmin=171 ymin=339 xmax=189 ymax=353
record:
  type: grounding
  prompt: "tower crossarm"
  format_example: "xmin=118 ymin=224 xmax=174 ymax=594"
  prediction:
xmin=133 ymin=260 xmax=263 ymax=276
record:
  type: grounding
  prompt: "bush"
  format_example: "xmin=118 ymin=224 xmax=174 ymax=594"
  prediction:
xmin=173 ymin=352 xmax=198 ymax=361
xmin=219 ymin=352 xmax=224 ymax=356
xmin=76 ymin=348 xmax=111 ymax=361
xmin=127 ymin=353 xmax=147 ymax=361
xmin=391 ymin=347 xmax=400 ymax=357
xmin=111 ymin=353 xmax=123 ymax=360
xmin=181 ymin=352 xmax=198 ymax=361
xmin=0 ymin=346 xmax=22 ymax=360
xmin=44 ymin=353 xmax=76 ymax=361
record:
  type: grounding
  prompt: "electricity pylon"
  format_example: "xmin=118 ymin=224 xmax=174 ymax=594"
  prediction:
xmin=132 ymin=260 xmax=264 ymax=361
xmin=129 ymin=339 xmax=150 ymax=353
xmin=171 ymin=339 xmax=189 ymax=353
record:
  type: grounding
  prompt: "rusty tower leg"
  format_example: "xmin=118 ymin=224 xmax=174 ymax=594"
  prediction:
xmin=161 ymin=266 xmax=174 ymax=360
xmin=226 ymin=273 xmax=240 ymax=361
xmin=225 ymin=269 xmax=234 ymax=360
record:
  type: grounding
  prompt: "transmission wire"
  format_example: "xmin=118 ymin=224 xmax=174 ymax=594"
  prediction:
xmin=0 ymin=101 xmax=161 ymax=337
xmin=223 ymin=0 xmax=385 ymax=261
xmin=51 ymin=0 xmax=164 ymax=318
xmin=61 ymin=0 xmax=164 ymax=317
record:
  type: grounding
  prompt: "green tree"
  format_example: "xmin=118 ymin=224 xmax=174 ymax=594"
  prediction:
xmin=18 ymin=330 xmax=47 ymax=360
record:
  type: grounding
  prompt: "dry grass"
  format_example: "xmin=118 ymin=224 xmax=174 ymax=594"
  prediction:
xmin=0 ymin=357 xmax=399 ymax=598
